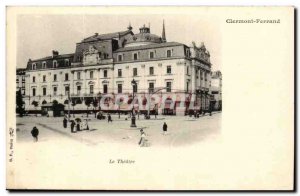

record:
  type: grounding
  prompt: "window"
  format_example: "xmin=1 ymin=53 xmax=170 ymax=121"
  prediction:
xmin=133 ymin=83 xmax=138 ymax=93
xmin=167 ymin=50 xmax=172 ymax=57
xmin=167 ymin=66 xmax=172 ymax=74
xmin=103 ymin=70 xmax=108 ymax=78
xmin=77 ymin=72 xmax=81 ymax=80
xmin=118 ymin=54 xmax=123 ymax=62
xmin=65 ymin=86 xmax=69 ymax=95
xmin=133 ymin=53 xmax=138 ymax=60
xmin=43 ymin=75 xmax=46 ymax=82
xmin=53 ymin=74 xmax=57 ymax=81
xmin=16 ymin=78 xmax=19 ymax=83
xmin=149 ymin=67 xmax=154 ymax=75
xmin=166 ymin=82 xmax=172 ymax=92
xmin=149 ymin=51 xmax=154 ymax=59
xmin=118 ymin=84 xmax=122 ymax=93
xmin=53 ymin=61 xmax=57 ymax=68
xmin=53 ymin=87 xmax=57 ymax=96
xmin=149 ymin=82 xmax=154 ymax=93
xmin=43 ymin=88 xmax=47 ymax=96
xmin=187 ymin=66 xmax=189 ymax=75
xmin=32 ymin=88 xmax=36 ymax=96
xmin=65 ymin=73 xmax=69 ymax=81
xmin=205 ymin=72 xmax=207 ymax=81
xmin=90 ymin=71 xmax=94 ymax=79
xmin=77 ymin=86 xmax=81 ymax=95
xmin=103 ymin=84 xmax=108 ymax=94
xmin=65 ymin=59 xmax=69 ymax=66
xmin=133 ymin=68 xmax=137 ymax=76
xmin=90 ymin=85 xmax=94 ymax=94
xmin=32 ymin=63 xmax=36 ymax=70
xmin=212 ymin=91 xmax=219 ymax=94
xmin=42 ymin=62 xmax=46 ymax=69
xmin=186 ymin=81 xmax=189 ymax=92
xmin=118 ymin=69 xmax=122 ymax=77
xmin=32 ymin=76 xmax=35 ymax=83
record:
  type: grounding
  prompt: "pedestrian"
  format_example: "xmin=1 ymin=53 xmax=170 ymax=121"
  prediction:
xmin=70 ymin=120 xmax=75 ymax=133
xmin=163 ymin=122 xmax=168 ymax=135
xmin=76 ymin=121 xmax=80 ymax=131
xmin=63 ymin=117 xmax=68 ymax=128
xmin=108 ymin=114 xmax=112 ymax=123
xmin=31 ymin=126 xmax=39 ymax=142
xmin=138 ymin=129 xmax=146 ymax=147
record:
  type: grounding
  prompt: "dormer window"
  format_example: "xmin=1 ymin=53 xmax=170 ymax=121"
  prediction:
xmin=32 ymin=63 xmax=36 ymax=70
xmin=42 ymin=61 xmax=46 ymax=69
xmin=65 ymin=59 xmax=69 ymax=66
xmin=53 ymin=60 xmax=58 ymax=68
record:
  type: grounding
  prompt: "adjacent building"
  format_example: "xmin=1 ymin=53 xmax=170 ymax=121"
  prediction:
xmin=211 ymin=71 xmax=222 ymax=111
xmin=16 ymin=68 xmax=26 ymax=95
xmin=21 ymin=22 xmax=214 ymax=115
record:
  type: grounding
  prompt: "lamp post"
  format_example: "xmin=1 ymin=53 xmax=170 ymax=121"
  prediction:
xmin=130 ymin=79 xmax=137 ymax=127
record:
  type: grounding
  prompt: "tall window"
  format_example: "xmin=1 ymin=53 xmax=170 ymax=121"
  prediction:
xmin=90 ymin=85 xmax=94 ymax=94
xmin=166 ymin=82 xmax=172 ymax=92
xmin=149 ymin=82 xmax=154 ymax=93
xmin=133 ymin=53 xmax=138 ymax=60
xmin=43 ymin=75 xmax=46 ymax=82
xmin=32 ymin=88 xmax=36 ymax=96
xmin=118 ymin=54 xmax=123 ymax=62
xmin=65 ymin=86 xmax=69 ymax=95
xmin=167 ymin=66 xmax=172 ymax=74
xmin=187 ymin=66 xmax=189 ymax=75
xmin=32 ymin=76 xmax=35 ymax=83
xmin=90 ymin=71 xmax=94 ymax=79
xmin=103 ymin=84 xmax=108 ymax=94
xmin=205 ymin=72 xmax=207 ymax=81
xmin=118 ymin=84 xmax=122 ymax=93
xmin=43 ymin=88 xmax=47 ymax=96
xmin=167 ymin=50 xmax=172 ymax=57
xmin=150 ymin=51 xmax=154 ymax=59
xmin=186 ymin=81 xmax=189 ymax=92
xmin=149 ymin=67 xmax=154 ymax=75
xmin=65 ymin=73 xmax=69 ymax=81
xmin=103 ymin=70 xmax=108 ymax=78
xmin=32 ymin=63 xmax=36 ymax=70
xmin=133 ymin=68 xmax=137 ymax=76
xmin=118 ymin=69 xmax=122 ymax=77
xmin=77 ymin=72 xmax=81 ymax=80
xmin=133 ymin=83 xmax=138 ymax=93
xmin=53 ymin=87 xmax=57 ymax=96
xmin=77 ymin=86 xmax=81 ymax=95
xmin=42 ymin=62 xmax=46 ymax=69
xmin=53 ymin=74 xmax=57 ymax=81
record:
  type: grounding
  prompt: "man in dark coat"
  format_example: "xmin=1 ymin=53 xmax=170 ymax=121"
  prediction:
xmin=63 ymin=117 xmax=68 ymax=128
xmin=70 ymin=120 xmax=75 ymax=133
xmin=107 ymin=114 xmax=112 ymax=123
xmin=163 ymin=122 xmax=168 ymax=135
xmin=31 ymin=126 xmax=39 ymax=142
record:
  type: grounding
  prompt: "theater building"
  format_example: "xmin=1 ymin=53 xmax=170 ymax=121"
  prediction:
xmin=22 ymin=22 xmax=213 ymax=115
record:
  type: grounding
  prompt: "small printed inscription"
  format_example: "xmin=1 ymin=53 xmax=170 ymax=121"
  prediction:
xmin=226 ymin=19 xmax=280 ymax=24
xmin=8 ymin=128 xmax=14 ymax=162
xmin=109 ymin=159 xmax=135 ymax=164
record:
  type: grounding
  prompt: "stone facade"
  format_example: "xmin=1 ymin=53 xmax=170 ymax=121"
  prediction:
xmin=21 ymin=23 xmax=214 ymax=115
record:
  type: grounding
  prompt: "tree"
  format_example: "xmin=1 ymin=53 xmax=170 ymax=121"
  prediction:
xmin=92 ymin=99 xmax=99 ymax=118
xmin=31 ymin=100 xmax=39 ymax=117
xmin=84 ymin=98 xmax=93 ymax=117
xmin=16 ymin=89 xmax=25 ymax=117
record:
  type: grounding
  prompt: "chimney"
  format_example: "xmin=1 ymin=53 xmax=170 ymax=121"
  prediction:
xmin=52 ymin=50 xmax=59 ymax=57
xmin=162 ymin=20 xmax=166 ymax=43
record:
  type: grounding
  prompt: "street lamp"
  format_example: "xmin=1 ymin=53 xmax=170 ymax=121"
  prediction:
xmin=130 ymin=79 xmax=137 ymax=127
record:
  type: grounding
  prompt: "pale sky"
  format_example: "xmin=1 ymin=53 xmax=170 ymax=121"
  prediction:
xmin=17 ymin=14 xmax=221 ymax=71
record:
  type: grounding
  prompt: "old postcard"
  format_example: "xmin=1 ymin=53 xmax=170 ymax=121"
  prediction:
xmin=6 ymin=6 xmax=294 ymax=190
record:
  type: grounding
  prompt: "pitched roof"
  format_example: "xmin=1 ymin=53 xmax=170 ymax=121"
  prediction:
xmin=82 ymin=30 xmax=133 ymax=42
xmin=31 ymin=53 xmax=74 ymax=62
xmin=114 ymin=42 xmax=186 ymax=52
